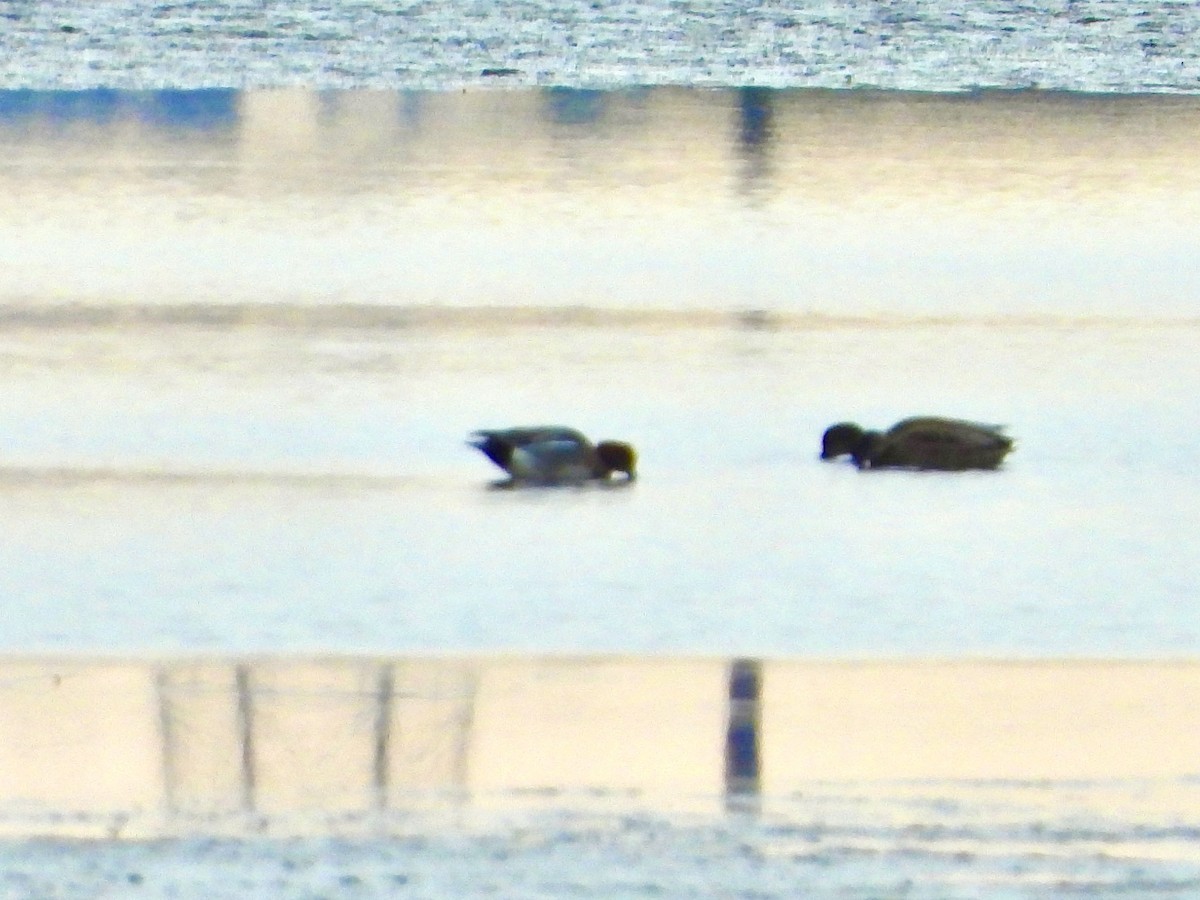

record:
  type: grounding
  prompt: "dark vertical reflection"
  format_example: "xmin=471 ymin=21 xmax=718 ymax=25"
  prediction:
xmin=735 ymin=87 xmax=775 ymax=195
xmin=316 ymin=89 xmax=343 ymax=123
xmin=135 ymin=89 xmax=239 ymax=131
xmin=725 ymin=657 xmax=762 ymax=806
xmin=234 ymin=663 xmax=257 ymax=813
xmin=0 ymin=88 xmax=121 ymax=125
xmin=451 ymin=667 xmax=479 ymax=802
xmin=0 ymin=89 xmax=41 ymax=120
xmin=543 ymin=87 xmax=608 ymax=125
xmin=373 ymin=663 xmax=395 ymax=810
xmin=156 ymin=667 xmax=177 ymax=814
xmin=397 ymin=90 xmax=424 ymax=130
xmin=44 ymin=88 xmax=121 ymax=125
xmin=0 ymin=88 xmax=239 ymax=134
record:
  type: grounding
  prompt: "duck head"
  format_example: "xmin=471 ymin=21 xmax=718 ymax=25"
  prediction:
xmin=820 ymin=422 xmax=865 ymax=460
xmin=595 ymin=441 xmax=637 ymax=479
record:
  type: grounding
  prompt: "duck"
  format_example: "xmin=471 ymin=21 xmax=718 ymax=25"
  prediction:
xmin=820 ymin=417 xmax=1014 ymax=471
xmin=468 ymin=426 xmax=637 ymax=485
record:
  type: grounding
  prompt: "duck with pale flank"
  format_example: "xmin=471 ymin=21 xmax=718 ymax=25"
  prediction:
xmin=468 ymin=426 xmax=637 ymax=485
xmin=820 ymin=417 xmax=1014 ymax=471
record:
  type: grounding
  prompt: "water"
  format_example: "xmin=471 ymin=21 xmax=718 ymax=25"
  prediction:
xmin=5 ymin=654 xmax=1200 ymax=895
xmin=1 ymin=87 xmax=1198 ymax=656
xmin=3 ymin=0 xmax=1200 ymax=92
xmin=7 ymin=807 xmax=1200 ymax=899
xmin=0 ymin=319 xmax=1197 ymax=655
xmin=4 ymin=7 xmax=1200 ymax=893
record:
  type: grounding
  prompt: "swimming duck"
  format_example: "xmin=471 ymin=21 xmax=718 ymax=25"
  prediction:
xmin=820 ymin=417 xmax=1014 ymax=471
xmin=468 ymin=426 xmax=637 ymax=484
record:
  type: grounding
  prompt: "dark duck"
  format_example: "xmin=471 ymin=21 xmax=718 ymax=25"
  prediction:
xmin=821 ymin=417 xmax=1014 ymax=471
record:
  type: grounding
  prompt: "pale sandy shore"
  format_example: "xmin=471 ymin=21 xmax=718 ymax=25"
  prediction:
xmin=0 ymin=656 xmax=1198 ymax=840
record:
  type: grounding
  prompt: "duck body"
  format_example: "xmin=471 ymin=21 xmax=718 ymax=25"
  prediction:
xmin=821 ymin=417 xmax=1013 ymax=471
xmin=468 ymin=426 xmax=637 ymax=485
xmin=469 ymin=426 xmax=588 ymax=472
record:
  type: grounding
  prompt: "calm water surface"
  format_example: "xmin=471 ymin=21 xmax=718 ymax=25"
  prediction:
xmin=0 ymin=88 xmax=1198 ymax=655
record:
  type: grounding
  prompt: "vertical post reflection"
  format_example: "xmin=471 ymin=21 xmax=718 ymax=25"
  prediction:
xmin=725 ymin=657 xmax=762 ymax=806
xmin=373 ymin=663 xmax=395 ymax=810
xmin=450 ymin=667 xmax=479 ymax=801
xmin=735 ymin=87 xmax=775 ymax=195
xmin=155 ymin=667 xmax=177 ymax=814
xmin=543 ymin=87 xmax=608 ymax=126
xmin=234 ymin=663 xmax=257 ymax=813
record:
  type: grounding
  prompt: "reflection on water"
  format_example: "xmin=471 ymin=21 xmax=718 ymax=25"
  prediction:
xmin=735 ymin=87 xmax=775 ymax=194
xmin=724 ymin=658 xmax=761 ymax=803
xmin=4 ymin=88 xmax=1200 ymax=314
xmin=543 ymin=87 xmax=608 ymax=125
xmin=4 ymin=655 xmax=1200 ymax=837
xmin=5 ymin=86 xmax=1199 ymax=204
xmin=0 ymin=318 xmax=1196 ymax=656
xmin=3 ymin=81 xmax=1199 ymax=898
xmin=0 ymin=88 xmax=238 ymax=130
xmin=0 ymin=87 xmax=1198 ymax=659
